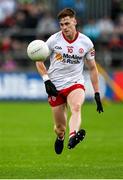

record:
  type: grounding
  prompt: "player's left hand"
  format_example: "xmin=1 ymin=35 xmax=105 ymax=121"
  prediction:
xmin=94 ymin=92 xmax=103 ymax=113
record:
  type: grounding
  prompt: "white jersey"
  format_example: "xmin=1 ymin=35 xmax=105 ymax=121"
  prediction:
xmin=46 ymin=31 xmax=95 ymax=90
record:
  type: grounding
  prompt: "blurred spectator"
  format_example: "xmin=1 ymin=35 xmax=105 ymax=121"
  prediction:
xmin=57 ymin=0 xmax=75 ymax=11
xmin=97 ymin=16 xmax=114 ymax=35
xmin=1 ymin=36 xmax=11 ymax=53
xmin=97 ymin=16 xmax=114 ymax=42
xmin=24 ymin=3 xmax=43 ymax=29
xmin=114 ymin=14 xmax=123 ymax=39
xmin=111 ymin=0 xmax=122 ymax=22
xmin=109 ymin=34 xmax=123 ymax=49
xmin=82 ymin=18 xmax=101 ymax=42
xmin=17 ymin=0 xmax=35 ymax=3
xmin=96 ymin=42 xmax=112 ymax=68
xmin=74 ymin=0 xmax=86 ymax=24
xmin=10 ymin=10 xmax=29 ymax=42
xmin=2 ymin=54 xmax=17 ymax=71
xmin=0 ymin=0 xmax=16 ymax=24
xmin=0 ymin=0 xmax=123 ymax=71
xmin=108 ymin=34 xmax=123 ymax=67
xmin=10 ymin=39 xmax=30 ymax=68
xmin=36 ymin=11 xmax=58 ymax=40
xmin=0 ymin=36 xmax=17 ymax=71
xmin=10 ymin=3 xmax=43 ymax=42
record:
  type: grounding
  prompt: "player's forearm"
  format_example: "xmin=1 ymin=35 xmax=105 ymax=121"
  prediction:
xmin=36 ymin=61 xmax=48 ymax=75
xmin=87 ymin=61 xmax=103 ymax=113
xmin=36 ymin=61 xmax=49 ymax=81
xmin=90 ymin=66 xmax=99 ymax=93
xmin=36 ymin=61 xmax=58 ymax=96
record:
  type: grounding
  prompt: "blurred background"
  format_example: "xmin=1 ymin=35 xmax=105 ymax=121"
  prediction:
xmin=0 ymin=0 xmax=123 ymax=101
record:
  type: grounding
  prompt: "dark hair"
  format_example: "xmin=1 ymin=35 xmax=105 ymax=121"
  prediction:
xmin=57 ymin=8 xmax=76 ymax=20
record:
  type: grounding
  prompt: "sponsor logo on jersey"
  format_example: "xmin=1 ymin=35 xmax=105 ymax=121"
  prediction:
xmin=62 ymin=53 xmax=82 ymax=64
xmin=55 ymin=53 xmax=82 ymax=64
xmin=62 ymin=58 xmax=80 ymax=64
xmin=63 ymin=53 xmax=82 ymax=60
xmin=55 ymin=53 xmax=63 ymax=61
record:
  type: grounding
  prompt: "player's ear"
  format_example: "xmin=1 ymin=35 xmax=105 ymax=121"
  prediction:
xmin=73 ymin=18 xmax=77 ymax=26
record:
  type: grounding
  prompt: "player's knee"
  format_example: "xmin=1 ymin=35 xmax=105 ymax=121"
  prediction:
xmin=72 ymin=103 xmax=81 ymax=113
xmin=54 ymin=124 xmax=66 ymax=138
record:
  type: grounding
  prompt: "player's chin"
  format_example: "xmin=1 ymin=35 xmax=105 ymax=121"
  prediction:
xmin=64 ymin=31 xmax=71 ymax=37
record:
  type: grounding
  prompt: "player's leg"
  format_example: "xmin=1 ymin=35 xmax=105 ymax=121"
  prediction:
xmin=51 ymin=103 xmax=67 ymax=154
xmin=67 ymin=88 xmax=85 ymax=133
xmin=67 ymin=88 xmax=86 ymax=149
xmin=52 ymin=103 xmax=67 ymax=138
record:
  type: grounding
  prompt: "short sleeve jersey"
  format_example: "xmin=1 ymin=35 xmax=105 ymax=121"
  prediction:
xmin=46 ymin=31 xmax=95 ymax=90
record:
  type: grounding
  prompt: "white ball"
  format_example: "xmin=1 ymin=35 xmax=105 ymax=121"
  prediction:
xmin=27 ymin=40 xmax=50 ymax=61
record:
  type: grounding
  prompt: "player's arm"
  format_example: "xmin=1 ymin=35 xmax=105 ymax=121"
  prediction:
xmin=85 ymin=59 xmax=99 ymax=92
xmin=36 ymin=61 xmax=58 ymax=96
xmin=85 ymin=52 xmax=103 ymax=113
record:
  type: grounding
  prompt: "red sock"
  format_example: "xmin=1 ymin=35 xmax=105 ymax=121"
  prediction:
xmin=69 ymin=131 xmax=76 ymax=138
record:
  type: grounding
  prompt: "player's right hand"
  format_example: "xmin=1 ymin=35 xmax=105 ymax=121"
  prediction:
xmin=44 ymin=80 xmax=58 ymax=96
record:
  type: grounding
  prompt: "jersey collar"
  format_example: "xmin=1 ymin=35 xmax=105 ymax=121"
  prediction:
xmin=62 ymin=31 xmax=79 ymax=44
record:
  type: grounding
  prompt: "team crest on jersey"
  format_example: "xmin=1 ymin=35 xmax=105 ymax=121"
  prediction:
xmin=55 ymin=53 xmax=63 ymax=61
xmin=79 ymin=48 xmax=84 ymax=54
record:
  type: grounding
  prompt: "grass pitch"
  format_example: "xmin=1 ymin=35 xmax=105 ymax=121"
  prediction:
xmin=0 ymin=101 xmax=123 ymax=179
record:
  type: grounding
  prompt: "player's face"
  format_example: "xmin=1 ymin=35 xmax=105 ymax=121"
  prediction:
xmin=59 ymin=16 xmax=77 ymax=39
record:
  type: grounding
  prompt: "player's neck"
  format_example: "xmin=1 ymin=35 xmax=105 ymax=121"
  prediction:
xmin=66 ymin=31 xmax=78 ymax=40
xmin=62 ymin=31 xmax=79 ymax=43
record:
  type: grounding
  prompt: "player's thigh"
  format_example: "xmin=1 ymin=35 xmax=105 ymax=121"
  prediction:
xmin=67 ymin=88 xmax=85 ymax=110
xmin=51 ymin=103 xmax=67 ymax=126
